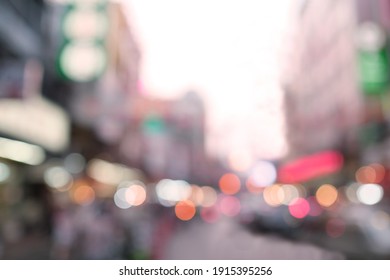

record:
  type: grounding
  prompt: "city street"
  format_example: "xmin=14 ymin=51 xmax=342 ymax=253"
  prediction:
xmin=1 ymin=0 xmax=390 ymax=261
xmin=162 ymin=217 xmax=344 ymax=260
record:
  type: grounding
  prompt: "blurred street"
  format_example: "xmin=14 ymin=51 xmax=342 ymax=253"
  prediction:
xmin=162 ymin=217 xmax=344 ymax=260
xmin=2 ymin=0 xmax=390 ymax=260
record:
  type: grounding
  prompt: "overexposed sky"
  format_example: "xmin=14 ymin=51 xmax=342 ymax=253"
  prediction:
xmin=122 ymin=0 xmax=292 ymax=160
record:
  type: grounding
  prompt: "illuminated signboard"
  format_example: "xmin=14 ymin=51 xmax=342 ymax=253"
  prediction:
xmin=357 ymin=22 xmax=390 ymax=95
xmin=278 ymin=150 xmax=344 ymax=184
xmin=0 ymin=98 xmax=70 ymax=152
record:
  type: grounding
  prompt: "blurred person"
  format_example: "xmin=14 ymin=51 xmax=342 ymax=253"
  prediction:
xmin=50 ymin=203 xmax=76 ymax=259
xmin=23 ymin=182 xmax=54 ymax=236
xmin=51 ymin=199 xmax=128 ymax=259
xmin=151 ymin=208 xmax=177 ymax=259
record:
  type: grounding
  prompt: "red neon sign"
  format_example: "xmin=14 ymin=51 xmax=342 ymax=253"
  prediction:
xmin=278 ymin=150 xmax=344 ymax=183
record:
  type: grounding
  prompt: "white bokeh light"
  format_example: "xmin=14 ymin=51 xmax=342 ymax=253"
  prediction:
xmin=357 ymin=183 xmax=384 ymax=205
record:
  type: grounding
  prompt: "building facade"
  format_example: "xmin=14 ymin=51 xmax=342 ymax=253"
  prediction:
xmin=281 ymin=0 xmax=364 ymax=159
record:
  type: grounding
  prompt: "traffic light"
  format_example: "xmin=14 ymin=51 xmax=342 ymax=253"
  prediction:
xmin=56 ymin=0 xmax=109 ymax=82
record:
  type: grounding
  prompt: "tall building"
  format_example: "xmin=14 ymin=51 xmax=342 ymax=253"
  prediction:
xmin=0 ymin=0 xmax=70 ymax=155
xmin=281 ymin=0 xmax=364 ymax=160
xmin=169 ymin=91 xmax=206 ymax=182
xmin=0 ymin=0 xmax=71 ymax=258
xmin=280 ymin=0 xmax=390 ymax=186
xmin=0 ymin=0 xmax=44 ymax=60
xmin=69 ymin=1 xmax=141 ymax=147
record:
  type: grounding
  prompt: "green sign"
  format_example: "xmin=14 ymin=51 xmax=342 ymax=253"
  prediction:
xmin=358 ymin=48 xmax=390 ymax=95
xmin=142 ymin=114 xmax=167 ymax=135
xmin=357 ymin=22 xmax=390 ymax=95
xmin=56 ymin=1 xmax=109 ymax=82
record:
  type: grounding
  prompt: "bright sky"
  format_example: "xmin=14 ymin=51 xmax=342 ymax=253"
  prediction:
xmin=122 ymin=0 xmax=292 ymax=161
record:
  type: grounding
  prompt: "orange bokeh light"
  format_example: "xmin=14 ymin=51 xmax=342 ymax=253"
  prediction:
xmin=356 ymin=164 xmax=385 ymax=184
xmin=263 ymin=184 xmax=283 ymax=207
xmin=175 ymin=200 xmax=196 ymax=221
xmin=71 ymin=185 xmax=95 ymax=205
xmin=316 ymin=184 xmax=338 ymax=208
xmin=218 ymin=173 xmax=241 ymax=195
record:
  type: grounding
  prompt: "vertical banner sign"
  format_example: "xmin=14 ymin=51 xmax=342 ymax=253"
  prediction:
xmin=56 ymin=0 xmax=109 ymax=82
xmin=357 ymin=22 xmax=390 ymax=95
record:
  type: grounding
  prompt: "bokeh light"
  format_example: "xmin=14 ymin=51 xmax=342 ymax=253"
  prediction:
xmin=278 ymin=184 xmax=300 ymax=205
xmin=200 ymin=206 xmax=220 ymax=224
xmin=356 ymin=166 xmax=375 ymax=183
xmin=355 ymin=164 xmax=385 ymax=184
xmin=156 ymin=179 xmax=191 ymax=206
xmin=263 ymin=184 xmax=283 ymax=207
xmin=218 ymin=173 xmax=241 ymax=195
xmin=126 ymin=184 xmax=147 ymax=206
xmin=0 ymin=162 xmax=11 ymax=183
xmin=356 ymin=165 xmax=377 ymax=183
xmin=44 ymin=166 xmax=73 ymax=191
xmin=288 ymin=198 xmax=310 ymax=219
xmin=59 ymin=42 xmax=107 ymax=82
xmin=345 ymin=182 xmax=360 ymax=203
xmin=0 ymin=137 xmax=46 ymax=166
xmin=315 ymin=184 xmax=338 ymax=208
xmin=64 ymin=153 xmax=86 ymax=174
xmin=248 ymin=160 xmax=277 ymax=187
xmin=114 ymin=187 xmax=131 ymax=209
xmin=370 ymin=163 xmax=386 ymax=183
xmin=113 ymin=181 xmax=147 ymax=208
xmin=200 ymin=186 xmax=218 ymax=207
xmin=71 ymin=184 xmax=95 ymax=205
xmin=63 ymin=8 xmax=108 ymax=40
xmin=87 ymin=159 xmax=139 ymax=186
xmin=219 ymin=195 xmax=241 ymax=217
xmin=175 ymin=200 xmax=196 ymax=221
xmin=294 ymin=184 xmax=307 ymax=198
xmin=188 ymin=185 xmax=204 ymax=206
xmin=245 ymin=177 xmax=264 ymax=194
xmin=356 ymin=183 xmax=384 ymax=205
